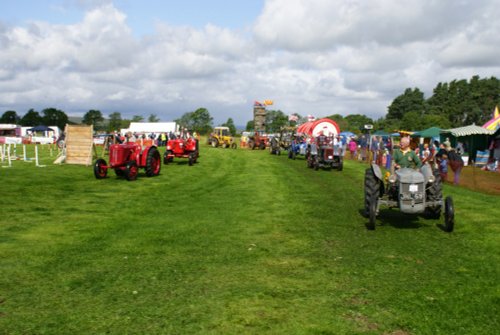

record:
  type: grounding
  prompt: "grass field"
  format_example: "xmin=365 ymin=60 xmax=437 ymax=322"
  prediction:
xmin=1 ymin=144 xmax=499 ymax=334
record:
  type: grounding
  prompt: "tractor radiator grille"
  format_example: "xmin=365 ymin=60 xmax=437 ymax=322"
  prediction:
xmin=400 ymin=183 xmax=424 ymax=205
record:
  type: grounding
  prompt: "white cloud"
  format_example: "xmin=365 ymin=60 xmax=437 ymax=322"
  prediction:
xmin=0 ymin=1 xmax=499 ymax=125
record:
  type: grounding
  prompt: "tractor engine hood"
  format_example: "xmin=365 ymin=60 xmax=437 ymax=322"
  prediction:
xmin=395 ymin=168 xmax=425 ymax=184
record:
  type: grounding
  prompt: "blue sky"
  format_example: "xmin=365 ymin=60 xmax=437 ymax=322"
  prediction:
xmin=2 ymin=0 xmax=264 ymax=34
xmin=1 ymin=0 xmax=499 ymax=125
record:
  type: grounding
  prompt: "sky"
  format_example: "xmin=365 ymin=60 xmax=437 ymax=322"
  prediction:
xmin=1 ymin=0 xmax=499 ymax=126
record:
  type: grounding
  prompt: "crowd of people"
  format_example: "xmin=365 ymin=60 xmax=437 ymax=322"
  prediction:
xmin=112 ymin=128 xmax=199 ymax=146
xmin=345 ymin=135 xmax=468 ymax=185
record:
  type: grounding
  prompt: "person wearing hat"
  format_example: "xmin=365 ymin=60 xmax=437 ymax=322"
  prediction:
xmin=393 ymin=136 xmax=422 ymax=169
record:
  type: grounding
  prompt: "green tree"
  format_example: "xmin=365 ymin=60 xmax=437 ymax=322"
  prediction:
xmin=265 ymin=110 xmax=288 ymax=133
xmin=344 ymin=114 xmax=374 ymax=133
xmin=245 ymin=120 xmax=254 ymax=132
xmin=131 ymin=115 xmax=144 ymax=122
xmin=221 ymin=117 xmax=237 ymax=136
xmin=0 ymin=110 xmax=20 ymax=124
xmin=42 ymin=107 xmax=68 ymax=130
xmin=108 ymin=112 xmax=123 ymax=132
xmin=19 ymin=109 xmax=43 ymax=126
xmin=387 ymin=88 xmax=426 ymax=121
xmin=148 ymin=114 xmax=160 ymax=122
xmin=175 ymin=108 xmax=213 ymax=135
xmin=82 ymin=109 xmax=104 ymax=129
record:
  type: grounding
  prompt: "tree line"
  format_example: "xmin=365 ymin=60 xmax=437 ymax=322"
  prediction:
xmin=2 ymin=75 xmax=498 ymax=135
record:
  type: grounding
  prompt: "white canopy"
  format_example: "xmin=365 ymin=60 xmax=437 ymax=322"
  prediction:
xmin=121 ymin=122 xmax=177 ymax=134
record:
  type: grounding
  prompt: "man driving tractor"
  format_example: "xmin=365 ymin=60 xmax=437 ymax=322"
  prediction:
xmin=393 ymin=136 xmax=422 ymax=169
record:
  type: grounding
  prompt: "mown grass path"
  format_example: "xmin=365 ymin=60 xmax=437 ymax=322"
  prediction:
xmin=1 ymin=144 xmax=499 ymax=334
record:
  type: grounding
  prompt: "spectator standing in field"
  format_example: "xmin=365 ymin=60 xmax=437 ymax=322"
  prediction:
xmin=348 ymin=137 xmax=357 ymax=159
xmin=447 ymin=147 xmax=464 ymax=185
xmin=439 ymin=154 xmax=448 ymax=182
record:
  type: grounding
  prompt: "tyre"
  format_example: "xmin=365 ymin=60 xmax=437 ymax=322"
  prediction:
xmin=248 ymin=140 xmax=255 ymax=150
xmin=259 ymin=142 xmax=266 ymax=150
xmin=212 ymin=138 xmax=219 ymax=148
xmin=231 ymin=143 xmax=237 ymax=149
xmin=188 ymin=153 xmax=194 ymax=166
xmin=163 ymin=150 xmax=173 ymax=164
xmin=93 ymin=158 xmax=107 ymax=179
xmin=288 ymin=150 xmax=293 ymax=159
xmin=364 ymin=167 xmax=380 ymax=219
xmin=444 ymin=196 xmax=455 ymax=232
xmin=426 ymin=171 xmax=442 ymax=219
xmin=222 ymin=142 xmax=228 ymax=148
xmin=125 ymin=161 xmax=138 ymax=181
xmin=145 ymin=147 xmax=161 ymax=177
xmin=338 ymin=159 xmax=343 ymax=171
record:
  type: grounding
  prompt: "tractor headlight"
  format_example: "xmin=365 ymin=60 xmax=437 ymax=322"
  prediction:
xmin=167 ymin=145 xmax=172 ymax=150
xmin=389 ymin=174 xmax=397 ymax=183
xmin=428 ymin=175 xmax=435 ymax=183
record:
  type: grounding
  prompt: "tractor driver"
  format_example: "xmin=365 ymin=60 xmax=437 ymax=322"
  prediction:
xmin=316 ymin=130 xmax=327 ymax=158
xmin=393 ymin=136 xmax=422 ymax=169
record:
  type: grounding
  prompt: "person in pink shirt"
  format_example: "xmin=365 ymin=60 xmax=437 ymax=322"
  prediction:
xmin=348 ymin=137 xmax=357 ymax=159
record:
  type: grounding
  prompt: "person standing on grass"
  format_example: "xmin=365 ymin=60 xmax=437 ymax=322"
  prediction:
xmin=439 ymin=153 xmax=448 ymax=182
xmin=348 ymin=137 xmax=357 ymax=159
xmin=447 ymin=148 xmax=464 ymax=185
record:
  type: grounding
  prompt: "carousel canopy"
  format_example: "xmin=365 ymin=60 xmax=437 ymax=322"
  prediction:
xmin=296 ymin=118 xmax=340 ymax=137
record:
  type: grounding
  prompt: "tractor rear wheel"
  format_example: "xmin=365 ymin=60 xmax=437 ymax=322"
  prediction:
xmin=94 ymin=158 xmax=108 ymax=179
xmin=125 ymin=161 xmax=138 ymax=181
xmin=426 ymin=171 xmax=442 ymax=219
xmin=145 ymin=147 xmax=161 ymax=177
xmin=188 ymin=153 xmax=195 ymax=166
xmin=444 ymin=196 xmax=455 ymax=232
xmin=364 ymin=167 xmax=380 ymax=222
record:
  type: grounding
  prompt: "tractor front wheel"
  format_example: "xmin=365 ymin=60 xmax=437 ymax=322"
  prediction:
xmin=231 ymin=143 xmax=237 ymax=149
xmin=94 ymin=158 xmax=108 ymax=179
xmin=146 ymin=147 xmax=161 ymax=177
xmin=163 ymin=150 xmax=173 ymax=164
xmin=364 ymin=167 xmax=380 ymax=228
xmin=125 ymin=161 xmax=138 ymax=181
xmin=444 ymin=196 xmax=455 ymax=232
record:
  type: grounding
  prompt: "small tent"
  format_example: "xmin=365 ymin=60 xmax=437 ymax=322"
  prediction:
xmin=440 ymin=124 xmax=493 ymax=163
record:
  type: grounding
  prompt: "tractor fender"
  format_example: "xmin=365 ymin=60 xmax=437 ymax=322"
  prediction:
xmin=139 ymin=145 xmax=157 ymax=166
xmin=371 ymin=163 xmax=383 ymax=181
xmin=420 ymin=164 xmax=434 ymax=183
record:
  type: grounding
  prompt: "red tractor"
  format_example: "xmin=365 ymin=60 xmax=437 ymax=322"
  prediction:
xmin=247 ymin=131 xmax=269 ymax=150
xmin=163 ymin=137 xmax=199 ymax=166
xmin=93 ymin=143 xmax=161 ymax=181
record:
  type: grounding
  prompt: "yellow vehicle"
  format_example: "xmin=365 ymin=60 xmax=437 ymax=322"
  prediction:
xmin=209 ymin=127 xmax=237 ymax=149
